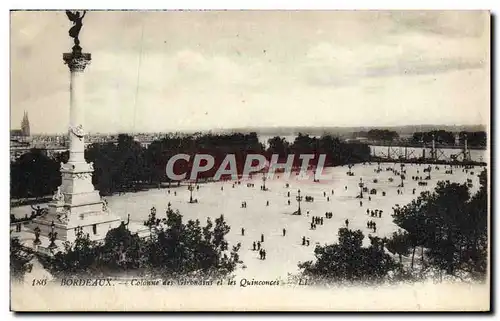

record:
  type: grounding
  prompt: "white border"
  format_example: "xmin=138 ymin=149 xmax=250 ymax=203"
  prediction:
xmin=1 ymin=1 xmax=497 ymax=319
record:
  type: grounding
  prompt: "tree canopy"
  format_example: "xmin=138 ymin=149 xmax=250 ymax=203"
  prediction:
xmin=391 ymin=170 xmax=488 ymax=279
xmin=38 ymin=209 xmax=241 ymax=280
xmin=298 ymin=228 xmax=399 ymax=284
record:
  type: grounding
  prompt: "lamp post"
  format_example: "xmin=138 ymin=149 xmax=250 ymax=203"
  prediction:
xmin=296 ymin=189 xmax=303 ymax=215
xmin=358 ymin=177 xmax=364 ymax=198
xmin=48 ymin=221 xmax=58 ymax=250
xmin=400 ymin=163 xmax=405 ymax=187
xmin=431 ymin=134 xmax=436 ymax=160
xmin=188 ymin=183 xmax=195 ymax=203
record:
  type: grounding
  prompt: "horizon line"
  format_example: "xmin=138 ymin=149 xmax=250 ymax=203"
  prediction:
xmin=18 ymin=123 xmax=488 ymax=136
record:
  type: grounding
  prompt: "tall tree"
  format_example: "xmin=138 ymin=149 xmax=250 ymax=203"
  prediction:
xmin=392 ymin=178 xmax=487 ymax=278
xmin=386 ymin=230 xmax=411 ymax=265
xmin=10 ymin=149 xmax=60 ymax=199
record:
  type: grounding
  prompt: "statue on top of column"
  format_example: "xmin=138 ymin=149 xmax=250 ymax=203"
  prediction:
xmin=66 ymin=10 xmax=87 ymax=49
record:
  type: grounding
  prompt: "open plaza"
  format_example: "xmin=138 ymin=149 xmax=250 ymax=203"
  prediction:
xmin=12 ymin=161 xmax=485 ymax=280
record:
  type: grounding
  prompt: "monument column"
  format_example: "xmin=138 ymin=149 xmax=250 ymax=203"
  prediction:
xmin=65 ymin=51 xmax=90 ymax=163
xmin=60 ymin=50 xmax=96 ymax=196
xmin=31 ymin=11 xmax=121 ymax=245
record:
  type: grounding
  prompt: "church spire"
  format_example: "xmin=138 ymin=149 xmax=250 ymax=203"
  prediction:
xmin=21 ymin=110 xmax=30 ymax=136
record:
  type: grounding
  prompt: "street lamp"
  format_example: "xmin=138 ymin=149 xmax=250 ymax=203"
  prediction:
xmin=358 ymin=177 xmax=364 ymax=198
xmin=188 ymin=183 xmax=195 ymax=203
xmin=400 ymin=163 xmax=405 ymax=187
xmin=295 ymin=189 xmax=303 ymax=215
xmin=48 ymin=221 xmax=58 ymax=250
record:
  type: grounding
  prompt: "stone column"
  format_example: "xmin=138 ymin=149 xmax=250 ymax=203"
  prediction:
xmin=29 ymin=16 xmax=123 ymax=247
xmin=60 ymin=50 xmax=96 ymax=197
xmin=63 ymin=51 xmax=91 ymax=163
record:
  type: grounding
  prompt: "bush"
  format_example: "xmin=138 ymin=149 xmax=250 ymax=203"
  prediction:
xmin=40 ymin=209 xmax=241 ymax=280
xmin=298 ymin=228 xmax=399 ymax=284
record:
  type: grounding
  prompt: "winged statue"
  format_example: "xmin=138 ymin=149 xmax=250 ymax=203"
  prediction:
xmin=66 ymin=10 xmax=87 ymax=46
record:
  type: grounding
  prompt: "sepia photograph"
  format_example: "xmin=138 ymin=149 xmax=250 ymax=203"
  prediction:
xmin=9 ymin=10 xmax=490 ymax=311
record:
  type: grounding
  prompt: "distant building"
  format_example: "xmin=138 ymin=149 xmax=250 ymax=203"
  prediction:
xmin=10 ymin=129 xmax=24 ymax=139
xmin=21 ymin=111 xmax=30 ymax=137
xmin=10 ymin=111 xmax=32 ymax=161
xmin=11 ymin=111 xmax=31 ymax=143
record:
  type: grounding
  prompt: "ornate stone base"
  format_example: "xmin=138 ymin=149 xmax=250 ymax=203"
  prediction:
xmin=31 ymin=159 xmax=122 ymax=243
xmin=32 ymin=210 xmax=122 ymax=243
xmin=17 ymin=220 xmax=150 ymax=256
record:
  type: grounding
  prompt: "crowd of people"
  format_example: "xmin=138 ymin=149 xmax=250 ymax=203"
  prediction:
xmin=230 ymin=162 xmax=477 ymax=263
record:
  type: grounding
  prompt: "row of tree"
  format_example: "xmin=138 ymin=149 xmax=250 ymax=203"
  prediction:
xmin=351 ymin=129 xmax=400 ymax=142
xmin=11 ymin=133 xmax=371 ymax=198
xmin=366 ymin=129 xmax=400 ymax=142
xmin=267 ymin=133 xmax=370 ymax=165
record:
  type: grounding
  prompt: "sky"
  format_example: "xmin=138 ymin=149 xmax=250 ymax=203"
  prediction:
xmin=11 ymin=10 xmax=490 ymax=134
